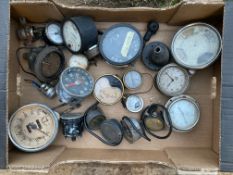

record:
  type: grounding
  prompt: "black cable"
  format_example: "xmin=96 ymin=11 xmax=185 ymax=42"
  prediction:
xmin=141 ymin=104 xmax=172 ymax=139
xmin=121 ymin=116 xmax=151 ymax=142
xmin=83 ymin=101 xmax=123 ymax=146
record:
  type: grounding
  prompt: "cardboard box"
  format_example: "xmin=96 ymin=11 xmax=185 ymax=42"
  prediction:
xmin=1 ymin=0 xmax=232 ymax=173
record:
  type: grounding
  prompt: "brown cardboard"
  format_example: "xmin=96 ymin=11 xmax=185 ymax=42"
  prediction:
xmin=7 ymin=0 xmax=224 ymax=173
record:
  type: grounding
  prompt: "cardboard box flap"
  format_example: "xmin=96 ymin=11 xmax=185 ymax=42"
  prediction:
xmin=165 ymin=148 xmax=218 ymax=171
xmin=8 ymin=146 xmax=65 ymax=172
xmin=11 ymin=1 xmax=63 ymax=22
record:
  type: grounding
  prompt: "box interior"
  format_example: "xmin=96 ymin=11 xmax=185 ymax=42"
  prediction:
xmin=8 ymin=1 xmax=224 ymax=173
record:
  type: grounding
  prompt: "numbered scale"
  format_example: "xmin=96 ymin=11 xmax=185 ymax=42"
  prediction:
xmin=8 ymin=104 xmax=59 ymax=152
xmin=56 ymin=67 xmax=94 ymax=104
xmin=156 ymin=63 xmax=190 ymax=96
xmin=45 ymin=22 xmax=63 ymax=45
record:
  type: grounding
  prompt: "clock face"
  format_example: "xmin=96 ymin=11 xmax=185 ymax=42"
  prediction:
xmin=45 ymin=22 xmax=63 ymax=45
xmin=62 ymin=20 xmax=82 ymax=52
xmin=8 ymin=104 xmax=59 ymax=152
xmin=157 ymin=64 xmax=190 ymax=96
xmin=61 ymin=67 xmax=94 ymax=98
xmin=172 ymin=23 xmax=222 ymax=69
xmin=165 ymin=96 xmax=200 ymax=131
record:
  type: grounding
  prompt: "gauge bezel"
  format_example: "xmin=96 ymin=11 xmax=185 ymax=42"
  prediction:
xmin=45 ymin=22 xmax=63 ymax=45
xmin=93 ymin=74 xmax=125 ymax=106
xmin=8 ymin=103 xmax=59 ymax=152
xmin=156 ymin=63 xmax=190 ymax=96
xmin=125 ymin=95 xmax=144 ymax=113
xmin=164 ymin=95 xmax=200 ymax=132
xmin=60 ymin=67 xmax=95 ymax=98
xmin=99 ymin=23 xmax=143 ymax=67
xmin=123 ymin=70 xmax=143 ymax=90
xmin=171 ymin=22 xmax=222 ymax=70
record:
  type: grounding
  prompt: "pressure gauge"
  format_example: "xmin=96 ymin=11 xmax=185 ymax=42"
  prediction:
xmin=56 ymin=67 xmax=94 ymax=104
xmin=45 ymin=22 xmax=63 ymax=45
xmin=68 ymin=54 xmax=88 ymax=70
xmin=156 ymin=63 xmax=190 ymax=96
xmin=171 ymin=23 xmax=222 ymax=69
xmin=8 ymin=103 xmax=59 ymax=152
xmin=165 ymin=95 xmax=200 ymax=132
xmin=99 ymin=24 xmax=143 ymax=67
xmin=125 ymin=95 xmax=144 ymax=113
xmin=62 ymin=16 xmax=98 ymax=53
xmin=123 ymin=70 xmax=142 ymax=90
xmin=94 ymin=75 xmax=124 ymax=105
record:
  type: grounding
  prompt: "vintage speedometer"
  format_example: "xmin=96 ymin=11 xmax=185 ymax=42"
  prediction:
xmin=99 ymin=24 xmax=143 ymax=67
xmin=8 ymin=104 xmax=59 ymax=152
xmin=171 ymin=23 xmax=222 ymax=69
xmin=56 ymin=67 xmax=94 ymax=104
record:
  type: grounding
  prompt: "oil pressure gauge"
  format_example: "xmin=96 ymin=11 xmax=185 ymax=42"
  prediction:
xmin=156 ymin=63 xmax=190 ymax=96
xmin=62 ymin=16 xmax=98 ymax=53
xmin=8 ymin=103 xmax=59 ymax=152
xmin=45 ymin=22 xmax=63 ymax=45
xmin=56 ymin=67 xmax=94 ymax=104
xmin=165 ymin=95 xmax=200 ymax=132
xmin=171 ymin=23 xmax=222 ymax=69
xmin=99 ymin=24 xmax=143 ymax=67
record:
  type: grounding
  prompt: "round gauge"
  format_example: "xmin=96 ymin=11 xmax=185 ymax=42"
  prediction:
xmin=94 ymin=75 xmax=124 ymax=105
xmin=99 ymin=24 xmax=143 ymax=67
xmin=8 ymin=103 xmax=59 ymax=152
xmin=171 ymin=23 xmax=222 ymax=69
xmin=123 ymin=70 xmax=142 ymax=90
xmin=57 ymin=67 xmax=94 ymax=103
xmin=164 ymin=95 xmax=200 ymax=132
xmin=62 ymin=16 xmax=98 ymax=53
xmin=68 ymin=54 xmax=88 ymax=70
xmin=156 ymin=63 xmax=190 ymax=96
xmin=125 ymin=95 xmax=144 ymax=113
xmin=45 ymin=22 xmax=63 ymax=45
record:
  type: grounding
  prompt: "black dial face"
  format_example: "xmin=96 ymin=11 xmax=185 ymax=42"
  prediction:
xmin=61 ymin=67 xmax=94 ymax=97
xmin=41 ymin=52 xmax=62 ymax=78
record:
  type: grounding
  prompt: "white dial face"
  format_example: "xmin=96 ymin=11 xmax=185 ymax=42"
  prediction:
xmin=157 ymin=64 xmax=189 ymax=96
xmin=168 ymin=98 xmax=199 ymax=131
xmin=63 ymin=21 xmax=81 ymax=52
xmin=172 ymin=23 xmax=221 ymax=69
xmin=123 ymin=70 xmax=142 ymax=89
xmin=126 ymin=95 xmax=144 ymax=113
xmin=68 ymin=54 xmax=88 ymax=70
xmin=8 ymin=104 xmax=58 ymax=152
xmin=46 ymin=23 xmax=63 ymax=44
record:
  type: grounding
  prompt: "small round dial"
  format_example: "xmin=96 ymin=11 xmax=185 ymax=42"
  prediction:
xmin=61 ymin=67 xmax=94 ymax=98
xmin=94 ymin=75 xmax=124 ymax=105
xmin=156 ymin=63 xmax=190 ymax=96
xmin=125 ymin=95 xmax=144 ymax=113
xmin=165 ymin=95 xmax=200 ymax=132
xmin=171 ymin=23 xmax=222 ymax=69
xmin=8 ymin=104 xmax=59 ymax=152
xmin=68 ymin=54 xmax=88 ymax=70
xmin=62 ymin=20 xmax=81 ymax=52
xmin=123 ymin=70 xmax=142 ymax=90
xmin=45 ymin=22 xmax=63 ymax=45
xmin=100 ymin=24 xmax=143 ymax=66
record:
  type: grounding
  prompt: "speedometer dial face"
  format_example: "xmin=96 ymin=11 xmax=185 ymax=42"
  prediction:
xmin=100 ymin=24 xmax=143 ymax=66
xmin=61 ymin=67 xmax=94 ymax=98
xmin=165 ymin=95 xmax=200 ymax=132
xmin=8 ymin=104 xmax=59 ymax=152
xmin=156 ymin=63 xmax=190 ymax=96
xmin=94 ymin=75 xmax=124 ymax=105
xmin=62 ymin=20 xmax=82 ymax=52
xmin=45 ymin=22 xmax=63 ymax=45
xmin=171 ymin=23 xmax=222 ymax=69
